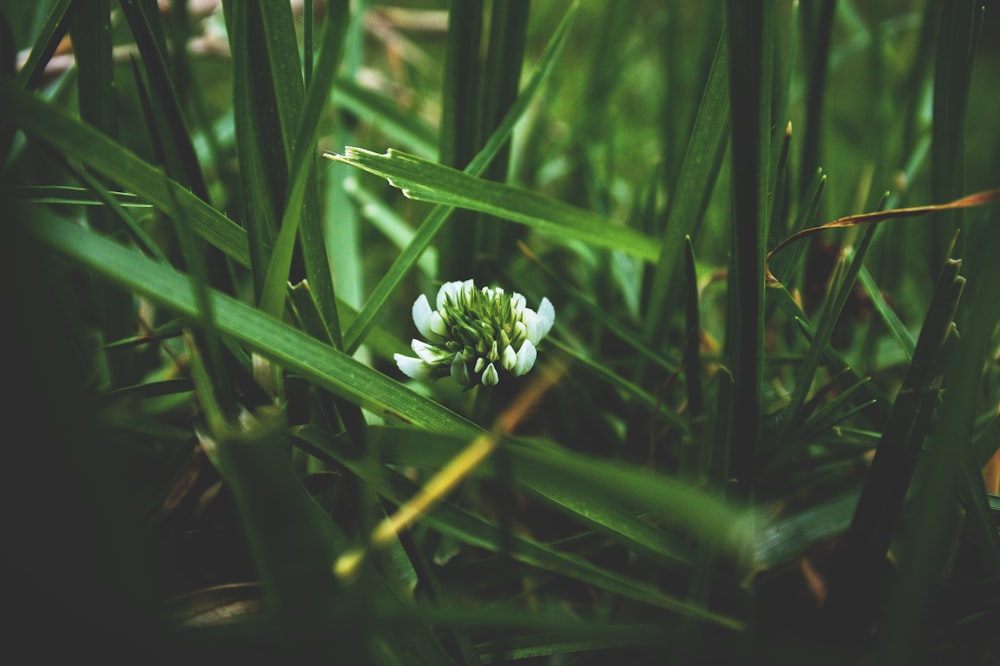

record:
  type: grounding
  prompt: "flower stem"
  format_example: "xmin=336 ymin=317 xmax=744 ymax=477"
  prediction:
xmin=471 ymin=384 xmax=494 ymax=427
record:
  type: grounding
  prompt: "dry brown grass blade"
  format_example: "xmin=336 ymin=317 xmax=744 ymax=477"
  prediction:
xmin=765 ymin=189 xmax=1000 ymax=285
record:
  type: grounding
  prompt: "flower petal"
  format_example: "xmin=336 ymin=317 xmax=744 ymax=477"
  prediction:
xmin=513 ymin=339 xmax=536 ymax=376
xmin=412 ymin=294 xmax=434 ymax=339
xmin=430 ymin=311 xmax=449 ymax=337
xmin=510 ymin=292 xmax=526 ymax=315
xmin=450 ymin=352 xmax=470 ymax=386
xmin=501 ymin=344 xmax=517 ymax=371
xmin=394 ymin=354 xmax=434 ymax=381
xmin=534 ymin=297 xmax=555 ymax=341
xmin=461 ymin=279 xmax=476 ymax=304
xmin=481 ymin=362 xmax=499 ymax=386
xmin=411 ymin=339 xmax=447 ymax=363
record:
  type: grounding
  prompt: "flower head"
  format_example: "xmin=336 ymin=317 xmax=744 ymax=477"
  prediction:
xmin=394 ymin=280 xmax=555 ymax=388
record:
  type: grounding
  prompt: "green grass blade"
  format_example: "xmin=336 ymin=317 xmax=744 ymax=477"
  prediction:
xmin=296 ymin=425 xmax=747 ymax=629
xmin=14 ymin=184 xmax=147 ymax=207
xmin=875 ymin=213 xmax=1000 ymax=664
xmin=193 ymin=408 xmax=457 ymax=663
xmin=754 ymin=490 xmax=860 ymax=570
xmin=827 ymin=256 xmax=966 ymax=641
xmin=475 ymin=0 xmax=531 ymax=264
xmin=228 ymin=0 xmax=281 ymax=286
xmin=344 ymin=177 xmax=438 ymax=277
xmin=332 ymin=76 xmax=437 ymax=157
xmin=360 ymin=428 xmax=690 ymax=571
xmin=683 ymin=236 xmax=705 ymax=419
xmin=521 ymin=248 xmax=678 ymax=372
xmin=643 ymin=29 xmax=730 ymax=340
xmin=22 ymin=209 xmax=476 ymax=434
xmin=779 ymin=219 xmax=882 ymax=446
xmin=767 ymin=284 xmax=892 ymax=423
xmin=260 ymin=1 xmax=350 ymax=344
xmin=798 ymin=0 xmax=836 ymax=203
xmin=725 ymin=0 xmax=770 ymax=498
xmin=857 ymin=264 xmax=916 ymax=360
xmin=13 ymin=0 xmax=74 ymax=90
xmin=0 ymin=78 xmax=251 ymax=265
xmin=68 ymin=0 xmax=114 ymax=144
xmin=120 ymin=0 xmax=208 ymax=199
xmin=437 ymin=0 xmax=483 ymax=278
xmin=196 ymin=406 xmax=341 ymax=619
xmin=327 ymin=147 xmax=660 ymax=261
xmin=930 ymin=1 xmax=981 ymax=263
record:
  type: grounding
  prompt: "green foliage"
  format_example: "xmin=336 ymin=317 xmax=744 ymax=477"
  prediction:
xmin=5 ymin=1 xmax=998 ymax=663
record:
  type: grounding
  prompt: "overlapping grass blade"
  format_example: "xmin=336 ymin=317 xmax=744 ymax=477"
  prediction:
xmin=332 ymin=76 xmax=437 ymax=157
xmin=643 ymin=29 xmax=729 ymax=340
xmin=0 ymin=78 xmax=250 ymax=265
xmin=13 ymin=0 xmax=74 ymax=90
xmin=121 ymin=0 xmax=208 ymax=199
xmin=375 ymin=425 xmax=695 ymax=567
xmin=777 ymin=218 xmax=882 ymax=451
xmin=295 ymin=425 xmax=745 ymax=630
xmin=259 ymin=1 xmax=350 ymax=343
xmin=827 ymin=256 xmax=966 ymax=640
xmin=725 ymin=0 xmax=771 ymax=498
xmin=328 ymin=147 xmax=660 ymax=261
xmin=22 ymin=209 xmax=474 ymax=433
xmin=437 ymin=0 xmax=483 ymax=279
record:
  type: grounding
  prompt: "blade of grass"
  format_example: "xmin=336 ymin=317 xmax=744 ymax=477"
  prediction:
xmin=120 ymin=0 xmax=208 ymax=199
xmin=332 ymin=76 xmax=437 ymax=157
xmin=259 ymin=0 xmax=350 ymax=343
xmin=798 ymin=0 xmax=836 ymax=203
xmin=0 ymin=78 xmax=250 ymax=265
xmin=14 ymin=184 xmax=148 ymax=207
xmin=776 ymin=197 xmax=886 ymax=452
xmin=856 ymin=263 xmax=916 ymax=360
xmin=725 ymin=0 xmax=771 ymax=499
xmin=296 ymin=428 xmax=752 ymax=627
xmin=227 ymin=0 xmax=282 ymax=287
xmin=22 ymin=208 xmax=476 ymax=434
xmin=826 ymin=256 xmax=966 ymax=642
xmin=343 ymin=177 xmax=438 ymax=277
xmin=295 ymin=426 xmax=749 ymax=630
xmin=327 ymin=147 xmax=660 ymax=261
xmin=190 ymin=402 xmax=455 ymax=663
xmin=642 ymin=28 xmax=730 ymax=342
xmin=875 ymin=214 xmax=1000 ymax=664
xmin=475 ymin=0 xmax=531 ymax=264
xmin=437 ymin=0 xmax=483 ymax=279
xmin=544 ymin=338 xmax=687 ymax=433
xmin=69 ymin=0 xmax=115 ymax=150
xmin=517 ymin=242 xmax=678 ymax=373
xmin=930 ymin=0 xmax=982 ymax=264
xmin=13 ymin=0 xmax=74 ymax=90
xmin=767 ymin=285 xmax=892 ymax=426
xmin=54 ymin=166 xmax=167 ymax=264
xmin=683 ymin=236 xmax=705 ymax=420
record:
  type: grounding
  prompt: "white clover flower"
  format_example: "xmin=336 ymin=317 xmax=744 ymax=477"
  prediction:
xmin=394 ymin=280 xmax=555 ymax=388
